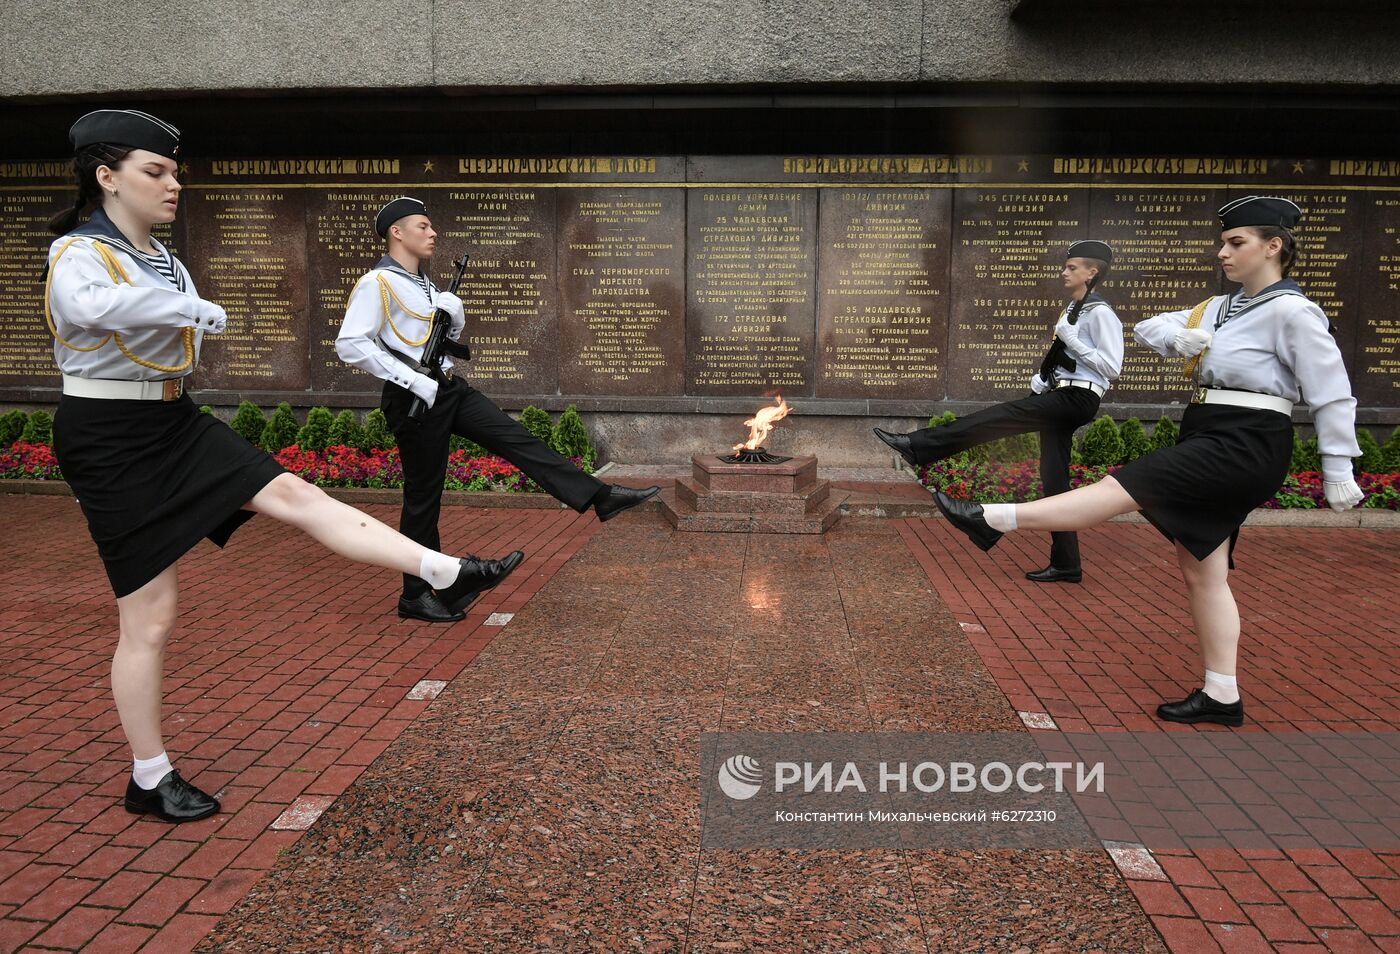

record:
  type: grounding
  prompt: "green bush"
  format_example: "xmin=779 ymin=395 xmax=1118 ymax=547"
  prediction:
xmin=295 ymin=406 xmax=335 ymax=453
xmin=1077 ymin=416 xmax=1125 ymax=468
xmin=1151 ymin=416 xmax=1179 ymax=451
xmin=1356 ymin=427 xmax=1386 ymax=474
xmin=0 ymin=410 xmax=27 ymax=445
xmin=1384 ymin=426 xmax=1400 ymax=472
xmin=982 ymin=431 xmax=1039 ymax=463
xmin=20 ymin=410 xmax=53 ymax=446
xmin=449 ymin=434 xmax=488 ymax=456
xmin=1119 ymin=418 xmax=1152 ymax=464
xmin=328 ymin=410 xmax=364 ymax=450
xmin=1291 ymin=431 xmax=1321 ymax=473
xmin=362 ymin=408 xmax=394 ymax=451
xmin=926 ymin=411 xmax=956 ymax=430
xmin=550 ymin=405 xmax=596 ymax=469
xmin=260 ymin=402 xmax=300 ymax=453
xmin=518 ymin=405 xmax=554 ymax=443
xmin=199 ymin=404 xmax=214 ymax=415
xmin=229 ymin=400 xmax=267 ymax=446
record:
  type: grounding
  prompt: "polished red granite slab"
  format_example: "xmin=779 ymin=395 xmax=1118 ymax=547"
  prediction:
xmin=199 ymin=515 xmax=1163 ymax=951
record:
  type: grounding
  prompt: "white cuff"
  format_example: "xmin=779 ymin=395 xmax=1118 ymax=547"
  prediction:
xmin=1321 ymin=455 xmax=1354 ymax=483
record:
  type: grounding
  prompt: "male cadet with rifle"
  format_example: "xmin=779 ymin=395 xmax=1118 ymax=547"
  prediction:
xmin=874 ymin=241 xmax=1123 ymax=583
xmin=336 ymin=197 xmax=659 ymax=622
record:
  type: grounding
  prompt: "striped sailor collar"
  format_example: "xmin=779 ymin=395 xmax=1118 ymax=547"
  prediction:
xmin=68 ymin=208 xmax=181 ymax=287
xmin=1215 ymin=278 xmax=1305 ymax=327
xmin=373 ymin=254 xmax=433 ymax=285
xmin=1062 ymin=291 xmax=1106 ymax=311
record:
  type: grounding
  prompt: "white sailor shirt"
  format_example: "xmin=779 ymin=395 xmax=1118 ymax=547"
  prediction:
xmin=1134 ymin=280 xmax=1361 ymax=479
xmin=46 ymin=219 xmax=226 ymax=381
xmin=334 ymin=255 xmax=466 ymax=391
xmin=1050 ymin=296 xmax=1125 ymax=392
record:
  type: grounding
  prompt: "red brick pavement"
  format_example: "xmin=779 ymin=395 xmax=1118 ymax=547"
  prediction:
xmin=902 ymin=517 xmax=1400 ymax=953
xmin=0 ymin=496 xmax=596 ymax=954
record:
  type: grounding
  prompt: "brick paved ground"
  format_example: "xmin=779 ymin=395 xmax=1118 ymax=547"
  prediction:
xmin=903 ymin=518 xmax=1400 ymax=953
xmin=3 ymin=491 xmax=1397 ymax=952
xmin=0 ymin=496 xmax=596 ymax=954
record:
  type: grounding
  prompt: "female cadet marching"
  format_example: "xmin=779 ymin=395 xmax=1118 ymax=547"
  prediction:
xmin=46 ymin=110 xmax=519 ymax=822
xmin=934 ymin=197 xmax=1364 ymax=726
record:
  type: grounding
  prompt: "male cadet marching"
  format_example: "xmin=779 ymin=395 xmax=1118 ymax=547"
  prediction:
xmin=874 ymin=241 xmax=1123 ymax=583
xmin=336 ymin=197 xmax=659 ymax=622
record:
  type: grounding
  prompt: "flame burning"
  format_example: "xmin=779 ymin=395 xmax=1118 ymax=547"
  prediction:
xmin=734 ymin=396 xmax=791 ymax=452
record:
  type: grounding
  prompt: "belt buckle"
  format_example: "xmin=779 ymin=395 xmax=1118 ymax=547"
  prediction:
xmin=163 ymin=379 xmax=183 ymax=401
xmin=1190 ymin=386 xmax=1208 ymax=405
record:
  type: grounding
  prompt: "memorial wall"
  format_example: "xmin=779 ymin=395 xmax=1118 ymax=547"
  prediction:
xmin=2 ymin=155 xmax=1397 ymax=417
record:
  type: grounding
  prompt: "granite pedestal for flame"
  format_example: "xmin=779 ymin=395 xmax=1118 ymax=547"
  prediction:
xmin=659 ymin=453 xmax=847 ymax=533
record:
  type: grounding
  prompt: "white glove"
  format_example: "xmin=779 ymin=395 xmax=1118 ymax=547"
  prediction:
xmin=1173 ymin=328 xmax=1213 ymax=357
xmin=1324 ymin=478 xmax=1364 ymax=512
xmin=434 ymin=290 xmax=465 ymax=322
xmin=1029 ymin=374 xmax=1050 ymax=395
xmin=191 ymin=298 xmax=227 ymax=333
xmin=407 ymin=372 xmax=438 ymax=408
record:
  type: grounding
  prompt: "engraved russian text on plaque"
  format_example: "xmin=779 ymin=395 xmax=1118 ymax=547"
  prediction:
xmin=686 ymin=189 xmax=817 ymax=396
xmin=948 ymin=185 xmax=1090 ymax=401
xmin=816 ymin=188 xmax=949 ymax=400
xmin=558 ymin=188 xmax=685 ymax=396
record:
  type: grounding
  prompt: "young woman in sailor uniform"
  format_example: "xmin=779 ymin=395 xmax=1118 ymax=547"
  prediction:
xmin=934 ymin=197 xmax=1364 ymax=727
xmin=876 ymin=240 xmax=1124 ymax=584
xmin=46 ymin=110 xmax=518 ymax=822
xmin=335 ymin=197 xmax=658 ymax=623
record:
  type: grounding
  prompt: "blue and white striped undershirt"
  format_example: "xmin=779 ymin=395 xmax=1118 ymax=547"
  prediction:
xmin=132 ymin=246 xmax=186 ymax=292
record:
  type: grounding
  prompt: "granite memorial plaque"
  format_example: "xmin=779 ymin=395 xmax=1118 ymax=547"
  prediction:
xmin=182 ymin=187 xmax=308 ymax=391
xmin=557 ymin=188 xmax=685 ymax=396
xmin=0 ymin=161 xmax=72 ymax=388
xmin=1357 ymin=194 xmax=1400 ymax=406
xmin=686 ymin=188 xmax=818 ymax=396
xmin=947 ymin=183 xmax=1091 ymax=401
xmin=1087 ymin=188 xmax=1226 ymax=404
xmin=437 ymin=187 xmax=558 ymax=395
xmin=815 ymin=187 xmax=949 ymax=400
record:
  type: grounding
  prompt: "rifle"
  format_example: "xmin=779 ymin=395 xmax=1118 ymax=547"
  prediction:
xmin=407 ymin=254 xmax=473 ymax=422
xmin=1037 ymin=272 xmax=1101 ymax=386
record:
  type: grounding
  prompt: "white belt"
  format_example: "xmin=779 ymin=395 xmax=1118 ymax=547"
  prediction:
xmin=62 ymin=374 xmax=185 ymax=402
xmin=1190 ymin=387 xmax=1293 ymax=416
xmin=1055 ymin=379 xmax=1106 ymax=397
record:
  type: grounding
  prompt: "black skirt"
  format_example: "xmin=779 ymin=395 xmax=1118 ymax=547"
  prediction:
xmin=53 ymin=393 xmax=286 ymax=598
xmin=1112 ymin=403 xmax=1293 ymax=564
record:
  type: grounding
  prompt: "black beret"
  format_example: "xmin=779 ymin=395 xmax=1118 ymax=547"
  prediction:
xmin=375 ymin=196 xmax=429 ymax=238
xmin=69 ymin=109 xmax=180 ymax=160
xmin=1218 ymin=195 xmax=1301 ymax=231
xmin=1066 ymin=240 xmax=1113 ymax=265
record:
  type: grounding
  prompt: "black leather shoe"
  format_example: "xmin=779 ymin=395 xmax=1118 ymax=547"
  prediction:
xmin=398 ymin=590 xmax=466 ymax=622
xmin=437 ymin=550 xmax=525 ymax=615
xmin=1025 ymin=565 xmax=1083 ymax=584
xmin=595 ymin=485 xmax=660 ymax=522
xmin=873 ymin=428 xmax=919 ymax=468
xmin=1156 ymin=689 xmax=1244 ymax=727
xmin=124 ymin=770 xmax=219 ymax=823
xmin=932 ymin=491 xmax=1003 ymax=552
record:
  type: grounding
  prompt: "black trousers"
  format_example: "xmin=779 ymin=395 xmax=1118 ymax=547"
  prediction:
xmin=909 ymin=387 xmax=1101 ymax=570
xmin=384 ymin=378 xmax=604 ymax=597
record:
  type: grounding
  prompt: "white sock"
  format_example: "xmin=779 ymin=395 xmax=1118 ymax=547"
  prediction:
xmin=132 ymin=752 xmax=173 ymax=790
xmin=1202 ymin=670 xmax=1240 ymax=705
xmin=982 ymin=504 xmax=1018 ymax=532
xmin=418 ymin=550 xmax=461 ymax=590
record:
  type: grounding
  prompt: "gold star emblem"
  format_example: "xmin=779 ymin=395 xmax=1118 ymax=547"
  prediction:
xmin=1017 ymin=159 xmax=1030 ymax=173
xmin=179 ymin=162 xmax=190 ymax=177
xmin=1291 ymin=161 xmax=1305 ymax=174
xmin=422 ymin=159 xmax=436 ymax=174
